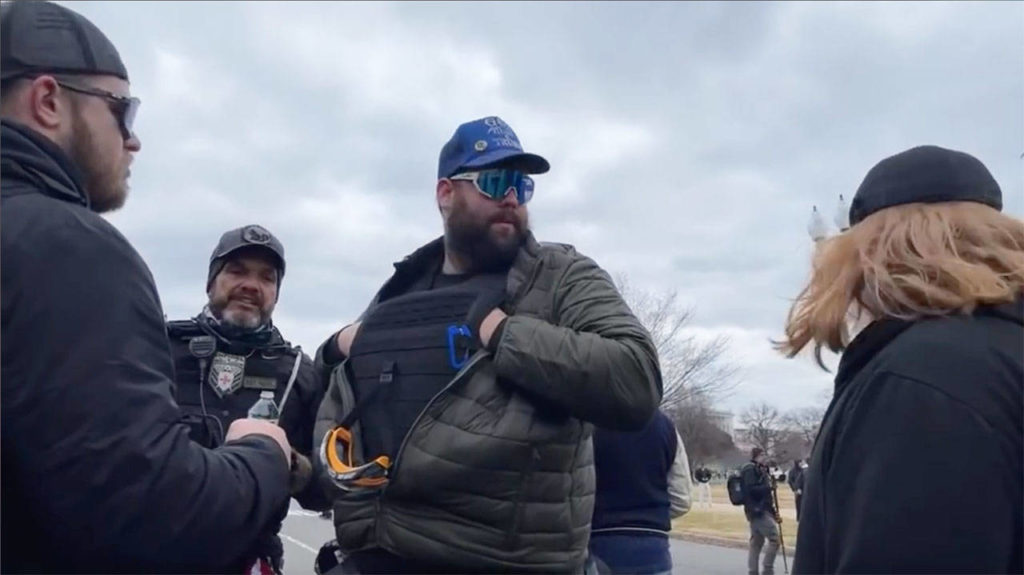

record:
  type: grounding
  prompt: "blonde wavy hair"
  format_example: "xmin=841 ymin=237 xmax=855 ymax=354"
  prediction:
xmin=779 ymin=201 xmax=1024 ymax=367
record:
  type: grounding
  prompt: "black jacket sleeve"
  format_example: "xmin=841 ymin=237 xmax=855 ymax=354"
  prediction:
xmin=819 ymin=372 xmax=1017 ymax=573
xmin=285 ymin=351 xmax=332 ymax=511
xmin=1 ymin=216 xmax=291 ymax=573
xmin=280 ymin=351 xmax=320 ymax=457
xmin=314 ymin=330 xmax=346 ymax=382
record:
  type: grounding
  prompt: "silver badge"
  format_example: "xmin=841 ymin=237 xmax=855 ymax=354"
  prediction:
xmin=208 ymin=352 xmax=246 ymax=398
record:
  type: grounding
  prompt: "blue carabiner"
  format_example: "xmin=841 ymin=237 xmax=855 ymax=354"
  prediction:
xmin=446 ymin=324 xmax=472 ymax=370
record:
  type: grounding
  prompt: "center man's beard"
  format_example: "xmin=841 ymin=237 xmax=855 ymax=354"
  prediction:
xmin=68 ymin=110 xmax=127 ymax=214
xmin=210 ymin=299 xmax=269 ymax=331
xmin=446 ymin=197 xmax=529 ymax=274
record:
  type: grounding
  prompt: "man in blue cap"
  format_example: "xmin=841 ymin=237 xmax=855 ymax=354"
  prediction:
xmin=310 ymin=116 xmax=663 ymax=573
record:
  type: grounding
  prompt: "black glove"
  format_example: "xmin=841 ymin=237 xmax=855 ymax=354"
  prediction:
xmin=465 ymin=287 xmax=507 ymax=348
xmin=254 ymin=532 xmax=285 ymax=574
xmin=289 ymin=452 xmax=313 ymax=495
xmin=315 ymin=539 xmax=346 ymax=575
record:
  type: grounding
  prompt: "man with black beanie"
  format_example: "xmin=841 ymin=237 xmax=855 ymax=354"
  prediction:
xmin=166 ymin=224 xmax=330 ymax=571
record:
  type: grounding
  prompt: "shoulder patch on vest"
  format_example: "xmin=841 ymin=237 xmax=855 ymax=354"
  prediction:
xmin=208 ymin=352 xmax=245 ymax=397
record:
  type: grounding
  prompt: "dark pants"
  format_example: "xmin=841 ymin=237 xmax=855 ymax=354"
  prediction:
xmin=747 ymin=514 xmax=780 ymax=575
xmin=589 ymin=532 xmax=672 ymax=575
xmin=794 ymin=492 xmax=803 ymax=522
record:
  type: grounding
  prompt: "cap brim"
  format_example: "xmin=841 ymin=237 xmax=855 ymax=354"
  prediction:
xmin=462 ymin=150 xmax=550 ymax=175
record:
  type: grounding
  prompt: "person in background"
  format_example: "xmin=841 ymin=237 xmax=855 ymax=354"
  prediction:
xmin=786 ymin=459 xmax=805 ymax=521
xmin=588 ymin=409 xmax=692 ymax=575
xmin=694 ymin=466 xmax=714 ymax=509
xmin=741 ymin=448 xmax=780 ymax=575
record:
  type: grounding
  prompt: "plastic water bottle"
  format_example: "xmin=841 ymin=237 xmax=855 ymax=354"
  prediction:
xmin=248 ymin=391 xmax=280 ymax=423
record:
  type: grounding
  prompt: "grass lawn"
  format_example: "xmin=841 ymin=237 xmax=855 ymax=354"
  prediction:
xmin=673 ymin=508 xmax=798 ymax=548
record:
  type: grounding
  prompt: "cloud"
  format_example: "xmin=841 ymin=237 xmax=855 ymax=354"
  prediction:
xmin=59 ymin=0 xmax=1021 ymax=416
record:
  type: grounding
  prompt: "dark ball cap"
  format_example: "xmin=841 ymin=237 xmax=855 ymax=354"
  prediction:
xmin=206 ymin=225 xmax=286 ymax=292
xmin=849 ymin=145 xmax=1002 ymax=226
xmin=1 ymin=0 xmax=128 ymax=81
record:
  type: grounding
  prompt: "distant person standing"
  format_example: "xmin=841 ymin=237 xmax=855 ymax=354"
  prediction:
xmin=786 ymin=460 xmax=805 ymax=521
xmin=694 ymin=467 xmax=714 ymax=509
xmin=741 ymin=448 xmax=780 ymax=575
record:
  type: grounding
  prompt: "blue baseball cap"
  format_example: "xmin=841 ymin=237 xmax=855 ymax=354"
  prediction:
xmin=437 ymin=116 xmax=550 ymax=179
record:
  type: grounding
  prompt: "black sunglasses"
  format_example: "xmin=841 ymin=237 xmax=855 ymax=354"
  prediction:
xmin=55 ymin=80 xmax=140 ymax=141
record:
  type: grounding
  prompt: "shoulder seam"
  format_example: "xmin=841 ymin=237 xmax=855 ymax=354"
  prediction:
xmin=874 ymin=370 xmax=997 ymax=433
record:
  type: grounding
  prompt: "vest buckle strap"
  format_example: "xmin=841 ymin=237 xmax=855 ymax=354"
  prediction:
xmin=447 ymin=324 xmax=473 ymax=370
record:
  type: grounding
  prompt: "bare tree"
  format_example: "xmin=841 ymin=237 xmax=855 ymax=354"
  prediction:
xmin=740 ymin=402 xmax=784 ymax=456
xmin=783 ymin=406 xmax=826 ymax=450
xmin=665 ymin=397 xmax=737 ymax=469
xmin=617 ymin=276 xmax=739 ymax=409
xmin=773 ymin=430 xmax=809 ymax=463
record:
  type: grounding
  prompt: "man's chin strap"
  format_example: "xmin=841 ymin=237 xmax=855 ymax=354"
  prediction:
xmin=197 ymin=305 xmax=276 ymax=348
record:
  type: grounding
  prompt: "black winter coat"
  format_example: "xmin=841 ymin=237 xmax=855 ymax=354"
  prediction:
xmin=794 ymin=300 xmax=1023 ymax=574
xmin=1 ymin=120 xmax=290 ymax=574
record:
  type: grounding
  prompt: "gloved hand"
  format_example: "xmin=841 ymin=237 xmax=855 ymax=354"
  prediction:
xmin=252 ymin=532 xmax=284 ymax=574
xmin=315 ymin=539 xmax=346 ymax=575
xmin=290 ymin=452 xmax=313 ymax=495
xmin=465 ymin=287 xmax=507 ymax=347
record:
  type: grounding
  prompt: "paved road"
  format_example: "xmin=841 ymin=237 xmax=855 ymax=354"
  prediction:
xmin=281 ymin=503 xmax=755 ymax=575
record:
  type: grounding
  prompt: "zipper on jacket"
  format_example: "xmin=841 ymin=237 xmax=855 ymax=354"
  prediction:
xmin=383 ymin=350 xmax=490 ymax=490
xmin=506 ymin=447 xmax=541 ymax=548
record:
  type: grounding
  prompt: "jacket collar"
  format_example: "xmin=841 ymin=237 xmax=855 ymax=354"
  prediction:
xmin=835 ymin=296 xmax=1024 ymax=396
xmin=1 ymin=119 xmax=90 ymax=208
xmin=374 ymin=232 xmax=542 ymax=304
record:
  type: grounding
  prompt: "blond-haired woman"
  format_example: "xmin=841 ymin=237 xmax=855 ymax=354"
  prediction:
xmin=779 ymin=145 xmax=1023 ymax=574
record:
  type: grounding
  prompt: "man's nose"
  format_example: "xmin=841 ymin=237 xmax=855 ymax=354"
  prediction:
xmin=498 ymin=188 xmax=520 ymax=208
xmin=236 ymin=276 xmax=261 ymax=292
xmin=125 ymin=133 xmax=141 ymax=152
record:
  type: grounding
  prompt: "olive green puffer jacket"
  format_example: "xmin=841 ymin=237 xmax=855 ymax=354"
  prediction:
xmin=313 ymin=234 xmax=662 ymax=573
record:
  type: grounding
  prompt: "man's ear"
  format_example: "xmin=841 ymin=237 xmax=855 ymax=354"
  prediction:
xmin=28 ymin=75 xmax=67 ymax=134
xmin=437 ymin=178 xmax=454 ymax=218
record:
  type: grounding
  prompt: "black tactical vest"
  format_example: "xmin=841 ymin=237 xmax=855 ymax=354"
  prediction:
xmin=167 ymin=320 xmax=302 ymax=448
xmin=346 ymin=272 xmax=507 ymax=461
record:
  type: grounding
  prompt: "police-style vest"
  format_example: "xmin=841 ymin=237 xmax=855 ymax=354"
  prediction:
xmin=345 ymin=272 xmax=507 ymax=462
xmin=167 ymin=320 xmax=302 ymax=448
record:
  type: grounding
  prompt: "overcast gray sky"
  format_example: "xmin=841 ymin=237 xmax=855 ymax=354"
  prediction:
xmin=65 ymin=1 xmax=1023 ymax=417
